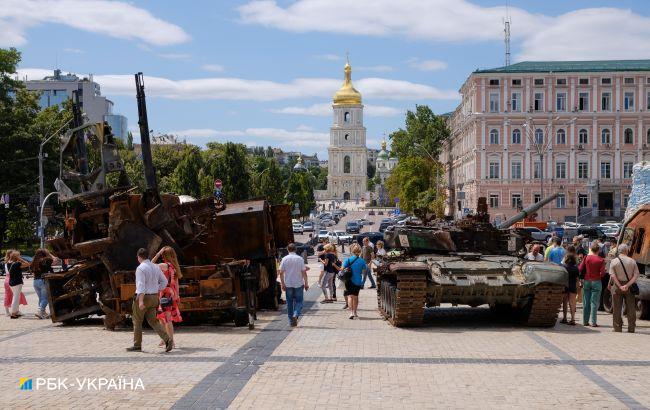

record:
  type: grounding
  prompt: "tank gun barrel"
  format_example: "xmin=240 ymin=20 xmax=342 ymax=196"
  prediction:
xmin=497 ymin=193 xmax=559 ymax=229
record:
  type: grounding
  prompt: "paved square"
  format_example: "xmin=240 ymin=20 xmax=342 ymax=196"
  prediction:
xmin=2 ymin=263 xmax=649 ymax=409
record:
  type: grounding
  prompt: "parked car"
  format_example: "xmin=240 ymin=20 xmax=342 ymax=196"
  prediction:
xmin=521 ymin=227 xmax=552 ymax=242
xmin=354 ymin=231 xmax=385 ymax=248
xmin=603 ymin=227 xmax=620 ymax=240
xmin=564 ymin=226 xmax=607 ymax=241
xmin=357 ymin=218 xmax=373 ymax=226
xmin=317 ymin=230 xmax=330 ymax=241
xmin=293 ymin=223 xmax=304 ymax=234
xmin=346 ymin=221 xmax=360 ymax=234
xmin=379 ymin=219 xmax=394 ymax=233
xmin=328 ymin=230 xmax=353 ymax=244
xmin=302 ymin=221 xmax=314 ymax=232
xmin=562 ymin=222 xmax=583 ymax=229
xmin=332 ymin=209 xmax=347 ymax=217
xmin=320 ymin=218 xmax=336 ymax=227
xmin=278 ymin=242 xmax=314 ymax=258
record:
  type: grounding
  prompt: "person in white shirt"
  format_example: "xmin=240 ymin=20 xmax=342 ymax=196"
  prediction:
xmin=525 ymin=244 xmax=544 ymax=261
xmin=279 ymin=243 xmax=309 ymax=327
xmin=609 ymin=244 xmax=640 ymax=333
xmin=127 ymin=248 xmax=173 ymax=352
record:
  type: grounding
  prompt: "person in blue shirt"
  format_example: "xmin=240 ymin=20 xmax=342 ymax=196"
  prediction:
xmin=342 ymin=244 xmax=367 ymax=320
xmin=547 ymin=237 xmax=566 ymax=265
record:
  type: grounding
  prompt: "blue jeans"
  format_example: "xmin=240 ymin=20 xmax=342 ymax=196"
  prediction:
xmin=582 ymin=279 xmax=602 ymax=325
xmin=362 ymin=263 xmax=376 ymax=288
xmin=285 ymin=286 xmax=304 ymax=323
xmin=33 ymin=279 xmax=49 ymax=313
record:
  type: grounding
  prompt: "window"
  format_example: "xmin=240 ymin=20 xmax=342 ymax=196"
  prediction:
xmin=534 ymin=92 xmax=544 ymax=111
xmin=624 ymin=128 xmax=634 ymax=144
xmin=534 ymin=128 xmax=544 ymax=144
xmin=600 ymin=161 xmax=611 ymax=179
xmin=579 ymin=129 xmax=588 ymax=145
xmin=511 ymin=194 xmax=522 ymax=209
xmin=534 ymin=194 xmax=541 ymax=203
xmin=623 ymin=194 xmax=630 ymax=208
xmin=556 ymin=194 xmax=566 ymax=208
xmin=556 ymin=92 xmax=566 ymax=111
xmin=489 ymin=162 xmax=500 ymax=179
xmin=578 ymin=162 xmax=589 ymax=179
xmin=624 ymin=77 xmax=635 ymax=84
xmin=511 ymin=92 xmax=520 ymax=111
xmin=578 ymin=194 xmax=589 ymax=209
xmin=601 ymin=128 xmax=611 ymax=144
xmin=647 ymin=92 xmax=650 ymax=110
xmin=534 ymin=78 xmax=544 ymax=86
xmin=489 ymin=194 xmax=499 ymax=208
xmin=489 ymin=93 xmax=499 ymax=112
xmin=556 ymin=129 xmax=566 ymax=144
xmin=647 ymin=129 xmax=650 ymax=144
xmin=601 ymin=78 xmax=612 ymax=85
xmin=533 ymin=161 xmax=541 ymax=179
xmin=489 ymin=129 xmax=499 ymax=144
xmin=343 ymin=155 xmax=351 ymax=173
xmin=344 ymin=111 xmax=350 ymax=123
xmin=511 ymin=161 xmax=522 ymax=179
xmin=556 ymin=78 xmax=566 ymax=85
xmin=579 ymin=92 xmax=589 ymax=111
xmin=624 ymin=161 xmax=634 ymax=178
xmin=511 ymin=128 xmax=521 ymax=144
xmin=344 ymin=133 xmax=349 ymax=141
xmin=579 ymin=78 xmax=589 ymax=85
xmin=555 ymin=161 xmax=567 ymax=179
xmin=624 ymin=92 xmax=635 ymax=111
xmin=601 ymin=92 xmax=611 ymax=111
xmin=489 ymin=79 xmax=500 ymax=86
xmin=512 ymin=79 xmax=521 ymax=86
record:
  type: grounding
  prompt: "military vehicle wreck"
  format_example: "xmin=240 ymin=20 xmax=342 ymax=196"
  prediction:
xmin=44 ymin=73 xmax=292 ymax=330
xmin=378 ymin=195 xmax=568 ymax=327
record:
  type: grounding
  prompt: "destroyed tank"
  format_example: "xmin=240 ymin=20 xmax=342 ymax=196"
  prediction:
xmin=377 ymin=194 xmax=567 ymax=327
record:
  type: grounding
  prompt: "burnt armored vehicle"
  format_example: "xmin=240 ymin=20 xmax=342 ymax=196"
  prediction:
xmin=378 ymin=195 xmax=567 ymax=327
xmin=43 ymin=73 xmax=292 ymax=329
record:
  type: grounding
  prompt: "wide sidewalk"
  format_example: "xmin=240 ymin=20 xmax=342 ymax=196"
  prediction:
xmin=2 ymin=261 xmax=650 ymax=409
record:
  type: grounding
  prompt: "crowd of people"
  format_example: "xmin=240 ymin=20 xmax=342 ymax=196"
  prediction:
xmin=525 ymin=234 xmax=639 ymax=332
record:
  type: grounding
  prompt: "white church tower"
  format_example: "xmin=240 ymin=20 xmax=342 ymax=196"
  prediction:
xmin=326 ymin=60 xmax=367 ymax=200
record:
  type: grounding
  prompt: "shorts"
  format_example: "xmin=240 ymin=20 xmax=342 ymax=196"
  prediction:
xmin=345 ymin=282 xmax=361 ymax=296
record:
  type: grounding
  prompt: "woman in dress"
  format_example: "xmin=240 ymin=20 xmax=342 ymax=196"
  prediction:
xmin=7 ymin=251 xmax=30 ymax=319
xmin=152 ymin=246 xmax=183 ymax=346
xmin=4 ymin=250 xmax=28 ymax=316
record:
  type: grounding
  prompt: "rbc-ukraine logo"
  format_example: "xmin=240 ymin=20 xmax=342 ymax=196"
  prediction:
xmin=20 ymin=378 xmax=32 ymax=390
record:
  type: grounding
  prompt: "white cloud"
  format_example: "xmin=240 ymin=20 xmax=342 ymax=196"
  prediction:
xmin=357 ymin=65 xmax=394 ymax=73
xmin=0 ymin=0 xmax=190 ymax=47
xmin=238 ymin=0 xmax=650 ymax=61
xmin=201 ymin=64 xmax=225 ymax=73
xmin=17 ymin=68 xmax=459 ymax=101
xmin=157 ymin=53 xmax=191 ymax=61
xmin=271 ymin=103 xmax=401 ymax=117
xmin=314 ymin=54 xmax=340 ymax=61
xmin=408 ymin=58 xmax=447 ymax=71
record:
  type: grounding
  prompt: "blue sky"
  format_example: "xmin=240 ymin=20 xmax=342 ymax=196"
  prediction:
xmin=5 ymin=0 xmax=650 ymax=158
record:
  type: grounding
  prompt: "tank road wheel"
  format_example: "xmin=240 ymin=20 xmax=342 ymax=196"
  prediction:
xmin=378 ymin=278 xmax=394 ymax=320
xmin=636 ymin=300 xmax=650 ymax=320
xmin=389 ymin=273 xmax=426 ymax=327
xmin=601 ymin=287 xmax=613 ymax=313
xmin=523 ymin=283 xmax=566 ymax=327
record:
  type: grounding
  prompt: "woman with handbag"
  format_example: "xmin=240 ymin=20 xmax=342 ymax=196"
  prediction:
xmin=578 ymin=243 xmax=606 ymax=327
xmin=153 ymin=246 xmax=183 ymax=347
xmin=341 ymin=244 xmax=366 ymax=319
xmin=609 ymin=243 xmax=640 ymax=333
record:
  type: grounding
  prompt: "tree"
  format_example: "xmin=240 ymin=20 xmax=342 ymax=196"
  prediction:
xmin=308 ymin=165 xmax=328 ymax=190
xmin=170 ymin=147 xmax=204 ymax=197
xmin=253 ymin=158 xmax=284 ymax=204
xmin=389 ymin=105 xmax=449 ymax=160
xmin=285 ymin=171 xmax=315 ymax=219
xmin=126 ymin=131 xmax=134 ymax=150
xmin=367 ymin=160 xmax=376 ymax=179
xmin=204 ymin=142 xmax=251 ymax=202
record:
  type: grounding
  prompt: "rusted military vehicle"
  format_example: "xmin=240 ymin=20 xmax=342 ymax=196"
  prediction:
xmin=44 ymin=74 xmax=292 ymax=329
xmin=377 ymin=195 xmax=567 ymax=327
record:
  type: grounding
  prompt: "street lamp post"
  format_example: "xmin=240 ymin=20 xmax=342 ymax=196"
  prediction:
xmin=39 ymin=192 xmax=58 ymax=248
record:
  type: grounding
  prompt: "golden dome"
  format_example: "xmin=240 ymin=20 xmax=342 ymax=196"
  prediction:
xmin=333 ymin=61 xmax=362 ymax=105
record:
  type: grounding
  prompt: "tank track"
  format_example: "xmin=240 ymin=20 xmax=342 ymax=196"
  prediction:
xmin=524 ymin=283 xmax=565 ymax=327
xmin=378 ymin=273 xmax=426 ymax=327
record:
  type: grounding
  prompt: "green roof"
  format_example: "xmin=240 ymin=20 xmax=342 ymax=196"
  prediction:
xmin=475 ymin=60 xmax=650 ymax=74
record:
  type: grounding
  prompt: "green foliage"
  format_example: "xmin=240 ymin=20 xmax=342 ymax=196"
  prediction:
xmin=285 ymin=171 xmax=315 ymax=218
xmin=5 ymin=204 xmax=33 ymax=244
xmin=126 ymin=131 xmax=134 ymax=150
xmin=308 ymin=166 xmax=327 ymax=190
xmin=204 ymin=142 xmax=251 ymax=202
xmin=367 ymin=160 xmax=376 ymax=179
xmin=253 ymin=158 xmax=284 ymax=204
xmin=389 ymin=105 xmax=449 ymax=160
xmin=170 ymin=147 xmax=204 ymax=197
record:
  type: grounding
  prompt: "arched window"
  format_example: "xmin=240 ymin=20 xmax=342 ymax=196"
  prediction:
xmin=578 ymin=129 xmax=588 ymax=145
xmin=344 ymin=133 xmax=349 ymax=141
xmin=343 ymin=156 xmax=351 ymax=173
xmin=556 ymin=129 xmax=566 ymax=144
xmin=489 ymin=129 xmax=499 ymax=144
xmin=511 ymin=129 xmax=521 ymax=144
xmin=344 ymin=111 xmax=350 ymax=123
xmin=534 ymin=128 xmax=544 ymax=145
xmin=601 ymin=128 xmax=611 ymax=144
xmin=624 ymin=128 xmax=634 ymax=144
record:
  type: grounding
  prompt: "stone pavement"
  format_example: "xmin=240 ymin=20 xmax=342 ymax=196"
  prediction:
xmin=2 ymin=261 xmax=650 ymax=409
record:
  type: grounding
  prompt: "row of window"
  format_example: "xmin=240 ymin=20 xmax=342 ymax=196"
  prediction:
xmin=488 ymin=90 xmax=645 ymax=113
xmin=487 ymin=160 xmax=635 ymax=179
xmin=488 ymin=127 xmax=647 ymax=145
xmin=489 ymin=76 xmax=644 ymax=87
xmin=488 ymin=193 xmax=630 ymax=209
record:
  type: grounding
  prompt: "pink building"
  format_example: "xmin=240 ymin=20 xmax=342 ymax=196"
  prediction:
xmin=443 ymin=60 xmax=650 ymax=224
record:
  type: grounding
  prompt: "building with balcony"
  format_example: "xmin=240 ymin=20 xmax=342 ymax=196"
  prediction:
xmin=442 ymin=60 xmax=650 ymax=224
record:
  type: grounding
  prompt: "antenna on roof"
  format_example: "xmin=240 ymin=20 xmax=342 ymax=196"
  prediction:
xmin=504 ymin=0 xmax=511 ymax=67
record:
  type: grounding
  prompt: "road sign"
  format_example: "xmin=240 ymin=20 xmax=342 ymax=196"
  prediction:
xmin=394 ymin=197 xmax=399 ymax=203
xmin=214 ymin=179 xmax=222 ymax=189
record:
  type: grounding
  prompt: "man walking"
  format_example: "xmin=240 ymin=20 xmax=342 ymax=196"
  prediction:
xmin=361 ymin=237 xmax=376 ymax=288
xmin=279 ymin=243 xmax=309 ymax=327
xmin=127 ymin=248 xmax=173 ymax=352
xmin=609 ymin=244 xmax=640 ymax=333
